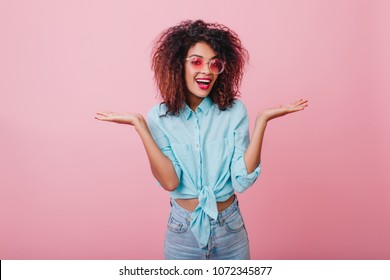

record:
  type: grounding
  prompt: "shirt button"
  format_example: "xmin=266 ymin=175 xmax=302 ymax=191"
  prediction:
xmin=195 ymin=144 xmax=199 ymax=148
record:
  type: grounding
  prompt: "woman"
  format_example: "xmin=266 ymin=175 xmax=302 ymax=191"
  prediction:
xmin=95 ymin=20 xmax=308 ymax=259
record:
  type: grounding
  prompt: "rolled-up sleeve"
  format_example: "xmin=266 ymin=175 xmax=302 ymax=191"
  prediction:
xmin=147 ymin=109 xmax=182 ymax=186
xmin=230 ymin=102 xmax=261 ymax=193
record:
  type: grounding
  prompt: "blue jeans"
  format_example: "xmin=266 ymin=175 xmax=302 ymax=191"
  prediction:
xmin=164 ymin=196 xmax=250 ymax=260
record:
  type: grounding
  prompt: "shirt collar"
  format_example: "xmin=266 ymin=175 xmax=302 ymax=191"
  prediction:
xmin=182 ymin=96 xmax=213 ymax=120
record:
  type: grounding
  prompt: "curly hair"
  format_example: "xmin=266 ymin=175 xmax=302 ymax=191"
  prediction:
xmin=151 ymin=20 xmax=249 ymax=115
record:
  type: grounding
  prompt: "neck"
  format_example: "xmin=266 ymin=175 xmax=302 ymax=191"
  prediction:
xmin=187 ymin=96 xmax=204 ymax=111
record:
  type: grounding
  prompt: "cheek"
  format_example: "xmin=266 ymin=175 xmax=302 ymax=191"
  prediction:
xmin=184 ymin=75 xmax=192 ymax=89
xmin=211 ymin=75 xmax=219 ymax=88
xmin=184 ymin=69 xmax=195 ymax=87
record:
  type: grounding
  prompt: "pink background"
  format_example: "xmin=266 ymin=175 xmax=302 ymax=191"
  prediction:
xmin=1 ymin=0 xmax=389 ymax=259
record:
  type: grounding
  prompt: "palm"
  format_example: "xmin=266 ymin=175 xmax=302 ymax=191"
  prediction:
xmin=261 ymin=99 xmax=308 ymax=121
xmin=95 ymin=112 xmax=139 ymax=126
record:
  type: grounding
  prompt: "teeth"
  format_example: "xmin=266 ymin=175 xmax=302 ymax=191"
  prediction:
xmin=196 ymin=79 xmax=210 ymax=84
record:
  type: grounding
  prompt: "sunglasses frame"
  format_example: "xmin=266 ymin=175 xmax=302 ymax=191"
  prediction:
xmin=185 ymin=56 xmax=225 ymax=74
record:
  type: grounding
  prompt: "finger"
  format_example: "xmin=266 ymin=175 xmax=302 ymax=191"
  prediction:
xmin=95 ymin=116 xmax=110 ymax=121
xmin=294 ymin=102 xmax=308 ymax=109
xmin=293 ymin=99 xmax=306 ymax=106
xmin=295 ymin=104 xmax=308 ymax=111
xmin=301 ymin=99 xmax=309 ymax=104
xmin=298 ymin=99 xmax=308 ymax=106
xmin=288 ymin=103 xmax=308 ymax=112
xmin=299 ymin=100 xmax=309 ymax=107
xmin=98 ymin=112 xmax=117 ymax=116
xmin=96 ymin=112 xmax=118 ymax=116
xmin=96 ymin=112 xmax=110 ymax=117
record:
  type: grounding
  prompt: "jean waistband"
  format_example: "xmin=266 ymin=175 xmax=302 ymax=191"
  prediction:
xmin=170 ymin=195 xmax=239 ymax=224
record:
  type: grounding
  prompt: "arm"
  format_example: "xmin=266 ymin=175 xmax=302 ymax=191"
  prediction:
xmin=244 ymin=99 xmax=309 ymax=173
xmin=95 ymin=112 xmax=179 ymax=191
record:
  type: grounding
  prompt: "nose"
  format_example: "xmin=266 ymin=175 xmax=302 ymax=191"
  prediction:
xmin=200 ymin=61 xmax=211 ymax=74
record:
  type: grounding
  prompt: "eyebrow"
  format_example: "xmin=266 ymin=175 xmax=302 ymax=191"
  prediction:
xmin=187 ymin=54 xmax=219 ymax=59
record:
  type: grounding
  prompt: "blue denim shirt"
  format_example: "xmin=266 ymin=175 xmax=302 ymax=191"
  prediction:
xmin=148 ymin=96 xmax=261 ymax=248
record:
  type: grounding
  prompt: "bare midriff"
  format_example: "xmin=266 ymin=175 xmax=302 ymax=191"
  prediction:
xmin=175 ymin=194 xmax=235 ymax=212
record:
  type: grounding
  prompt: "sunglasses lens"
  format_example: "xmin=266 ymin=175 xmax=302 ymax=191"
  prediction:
xmin=189 ymin=57 xmax=204 ymax=71
xmin=210 ymin=59 xmax=224 ymax=74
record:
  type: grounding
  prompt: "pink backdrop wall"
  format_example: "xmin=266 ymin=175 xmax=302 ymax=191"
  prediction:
xmin=1 ymin=0 xmax=389 ymax=259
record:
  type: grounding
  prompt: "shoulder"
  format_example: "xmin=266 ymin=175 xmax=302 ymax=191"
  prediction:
xmin=148 ymin=103 xmax=169 ymax=122
xmin=231 ymin=99 xmax=247 ymax=110
xmin=228 ymin=99 xmax=248 ymax=117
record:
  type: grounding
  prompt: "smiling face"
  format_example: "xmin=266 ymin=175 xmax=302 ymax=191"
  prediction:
xmin=184 ymin=42 xmax=219 ymax=111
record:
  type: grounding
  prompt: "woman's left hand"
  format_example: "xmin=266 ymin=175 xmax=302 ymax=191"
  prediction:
xmin=258 ymin=99 xmax=308 ymax=122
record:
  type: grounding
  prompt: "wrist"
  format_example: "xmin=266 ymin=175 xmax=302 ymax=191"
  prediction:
xmin=134 ymin=114 xmax=147 ymax=132
xmin=256 ymin=111 xmax=269 ymax=124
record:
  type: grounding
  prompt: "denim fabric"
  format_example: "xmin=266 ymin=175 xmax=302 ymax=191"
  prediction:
xmin=164 ymin=197 xmax=250 ymax=260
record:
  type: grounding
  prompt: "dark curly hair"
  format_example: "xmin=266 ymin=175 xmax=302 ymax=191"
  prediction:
xmin=151 ymin=20 xmax=248 ymax=115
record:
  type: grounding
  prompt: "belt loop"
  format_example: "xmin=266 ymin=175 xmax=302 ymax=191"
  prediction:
xmin=217 ymin=213 xmax=224 ymax=226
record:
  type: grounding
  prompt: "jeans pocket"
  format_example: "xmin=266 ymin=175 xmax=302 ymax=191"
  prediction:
xmin=224 ymin=211 xmax=245 ymax=233
xmin=167 ymin=213 xmax=188 ymax=234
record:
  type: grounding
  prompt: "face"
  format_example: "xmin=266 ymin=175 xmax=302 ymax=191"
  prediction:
xmin=184 ymin=42 xmax=220 ymax=110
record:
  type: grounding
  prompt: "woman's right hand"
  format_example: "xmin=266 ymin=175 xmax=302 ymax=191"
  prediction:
xmin=95 ymin=112 xmax=145 ymax=128
xmin=95 ymin=111 xmax=179 ymax=191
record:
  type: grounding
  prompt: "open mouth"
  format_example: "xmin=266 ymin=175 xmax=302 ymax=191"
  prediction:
xmin=195 ymin=78 xmax=211 ymax=90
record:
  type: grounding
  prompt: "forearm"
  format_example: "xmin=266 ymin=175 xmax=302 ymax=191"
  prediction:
xmin=135 ymin=116 xmax=179 ymax=191
xmin=244 ymin=114 xmax=267 ymax=173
